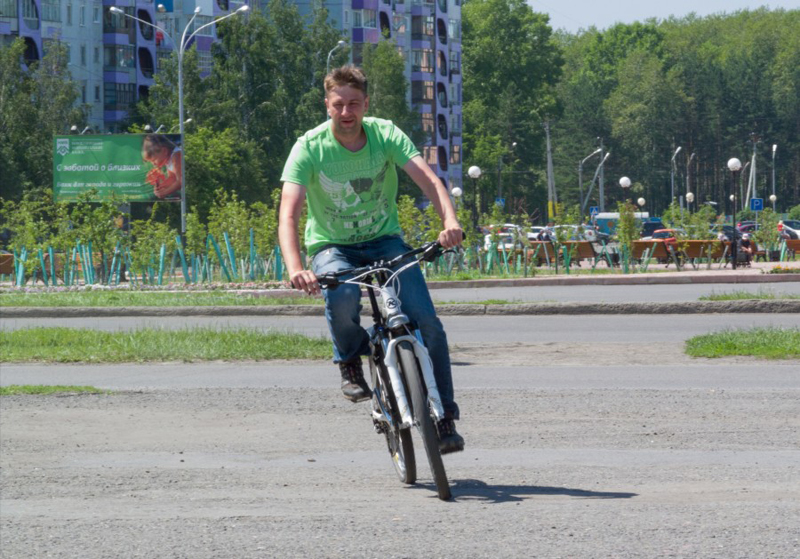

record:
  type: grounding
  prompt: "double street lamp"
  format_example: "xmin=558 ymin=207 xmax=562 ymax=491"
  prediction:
xmin=109 ymin=4 xmax=249 ymax=238
xmin=467 ymin=165 xmax=482 ymax=234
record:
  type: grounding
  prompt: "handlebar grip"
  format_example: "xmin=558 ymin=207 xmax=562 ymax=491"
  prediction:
xmin=315 ymin=273 xmax=339 ymax=288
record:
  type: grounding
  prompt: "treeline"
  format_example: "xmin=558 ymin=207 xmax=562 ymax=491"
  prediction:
xmin=550 ymin=8 xmax=800 ymax=217
xmin=1 ymin=1 xmax=798 ymax=228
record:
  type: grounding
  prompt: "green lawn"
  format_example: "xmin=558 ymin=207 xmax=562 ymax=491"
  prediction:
xmin=0 ymin=385 xmax=109 ymax=396
xmin=685 ymin=327 xmax=800 ymax=359
xmin=699 ymin=289 xmax=800 ymax=301
xmin=0 ymin=327 xmax=332 ymax=363
xmin=0 ymin=290 xmax=322 ymax=307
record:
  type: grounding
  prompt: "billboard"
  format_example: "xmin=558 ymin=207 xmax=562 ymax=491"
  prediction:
xmin=53 ymin=134 xmax=183 ymax=202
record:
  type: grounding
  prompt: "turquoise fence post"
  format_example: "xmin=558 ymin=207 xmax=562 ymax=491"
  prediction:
xmin=157 ymin=244 xmax=167 ymax=285
xmin=223 ymin=232 xmax=238 ymax=280
xmin=86 ymin=241 xmax=96 ymax=284
xmin=273 ymin=245 xmax=283 ymax=281
xmin=48 ymin=247 xmax=57 ymax=286
xmin=175 ymin=235 xmax=190 ymax=283
xmin=109 ymin=242 xmax=119 ymax=286
xmin=249 ymin=228 xmax=256 ymax=281
xmin=38 ymin=248 xmax=49 ymax=287
xmin=14 ymin=248 xmax=26 ymax=287
xmin=208 ymin=234 xmax=233 ymax=282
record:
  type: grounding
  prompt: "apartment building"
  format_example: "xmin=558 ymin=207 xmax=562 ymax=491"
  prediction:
xmin=1 ymin=0 xmax=244 ymax=132
xmin=2 ymin=0 xmax=460 ymax=190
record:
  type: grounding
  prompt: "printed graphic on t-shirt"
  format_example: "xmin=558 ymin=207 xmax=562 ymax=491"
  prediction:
xmin=317 ymin=157 xmax=392 ymax=243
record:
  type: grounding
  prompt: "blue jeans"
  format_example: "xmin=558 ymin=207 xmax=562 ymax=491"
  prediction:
xmin=311 ymin=235 xmax=459 ymax=419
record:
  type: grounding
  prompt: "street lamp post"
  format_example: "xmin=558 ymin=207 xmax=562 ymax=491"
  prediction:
xmin=728 ymin=158 xmax=742 ymax=270
xmin=771 ymin=144 xmax=777 ymax=211
xmin=578 ymin=148 xmax=602 ymax=213
xmin=670 ymin=146 xmax=682 ymax=205
xmin=109 ymin=4 xmax=249 ymax=239
xmin=686 ymin=192 xmax=695 ymax=213
xmin=467 ymin=165 xmax=482 ymax=235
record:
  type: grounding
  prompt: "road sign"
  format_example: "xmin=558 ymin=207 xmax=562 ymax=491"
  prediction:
xmin=495 ymin=197 xmax=505 ymax=207
xmin=589 ymin=206 xmax=600 ymax=217
xmin=750 ymin=198 xmax=764 ymax=212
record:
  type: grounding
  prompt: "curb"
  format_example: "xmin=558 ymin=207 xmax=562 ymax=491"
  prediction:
xmin=3 ymin=300 xmax=800 ymax=318
xmin=425 ymin=273 xmax=800 ymax=289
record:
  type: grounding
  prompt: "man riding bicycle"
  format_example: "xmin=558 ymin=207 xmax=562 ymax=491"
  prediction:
xmin=278 ymin=65 xmax=464 ymax=453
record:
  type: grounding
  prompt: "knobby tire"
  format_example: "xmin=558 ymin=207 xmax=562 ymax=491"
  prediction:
xmin=397 ymin=341 xmax=451 ymax=501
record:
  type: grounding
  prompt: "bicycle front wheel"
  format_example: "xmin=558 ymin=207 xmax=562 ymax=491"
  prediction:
xmin=370 ymin=356 xmax=416 ymax=484
xmin=397 ymin=341 xmax=451 ymax=501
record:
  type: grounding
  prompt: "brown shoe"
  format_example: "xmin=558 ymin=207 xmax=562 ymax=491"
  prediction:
xmin=339 ymin=359 xmax=370 ymax=402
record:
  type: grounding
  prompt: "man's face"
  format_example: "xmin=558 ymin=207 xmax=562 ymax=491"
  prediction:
xmin=325 ymin=85 xmax=369 ymax=138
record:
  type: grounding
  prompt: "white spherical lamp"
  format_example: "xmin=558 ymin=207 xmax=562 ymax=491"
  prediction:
xmin=619 ymin=176 xmax=631 ymax=189
xmin=769 ymin=194 xmax=777 ymax=203
xmin=637 ymin=197 xmax=646 ymax=207
xmin=451 ymin=186 xmax=463 ymax=198
xmin=467 ymin=166 xmax=482 ymax=179
xmin=727 ymin=158 xmax=742 ymax=172
xmin=686 ymin=192 xmax=695 ymax=203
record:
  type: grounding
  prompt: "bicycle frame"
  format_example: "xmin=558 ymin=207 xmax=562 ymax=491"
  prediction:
xmin=318 ymin=244 xmax=446 ymax=428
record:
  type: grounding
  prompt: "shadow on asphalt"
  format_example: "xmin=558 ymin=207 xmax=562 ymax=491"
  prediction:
xmin=440 ymin=479 xmax=638 ymax=503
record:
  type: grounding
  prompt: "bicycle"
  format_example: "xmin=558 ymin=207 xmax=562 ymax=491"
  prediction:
xmin=316 ymin=240 xmax=455 ymax=501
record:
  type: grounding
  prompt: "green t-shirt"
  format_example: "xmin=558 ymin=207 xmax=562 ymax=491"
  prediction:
xmin=280 ymin=117 xmax=420 ymax=256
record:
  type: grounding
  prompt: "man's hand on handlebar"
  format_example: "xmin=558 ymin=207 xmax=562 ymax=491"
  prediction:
xmin=289 ymin=269 xmax=321 ymax=296
xmin=438 ymin=222 xmax=464 ymax=250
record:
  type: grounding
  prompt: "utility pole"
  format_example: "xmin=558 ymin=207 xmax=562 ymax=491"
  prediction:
xmin=598 ymin=137 xmax=605 ymax=212
xmin=544 ymin=121 xmax=556 ymax=218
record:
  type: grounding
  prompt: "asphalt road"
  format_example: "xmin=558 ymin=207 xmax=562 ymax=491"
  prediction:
xmin=2 ymin=301 xmax=799 ymax=557
xmin=428 ymin=280 xmax=800 ymax=303
xmin=3 ymin=313 xmax=798 ymax=344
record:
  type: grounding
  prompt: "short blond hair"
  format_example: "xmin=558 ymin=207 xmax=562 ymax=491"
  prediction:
xmin=324 ymin=65 xmax=368 ymax=97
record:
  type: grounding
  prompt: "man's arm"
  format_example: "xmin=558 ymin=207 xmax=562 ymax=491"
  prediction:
xmin=403 ymin=155 xmax=463 ymax=248
xmin=278 ymin=182 xmax=320 ymax=295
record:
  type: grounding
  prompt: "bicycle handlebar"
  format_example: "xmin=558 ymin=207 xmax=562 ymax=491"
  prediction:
xmin=316 ymin=238 xmax=456 ymax=289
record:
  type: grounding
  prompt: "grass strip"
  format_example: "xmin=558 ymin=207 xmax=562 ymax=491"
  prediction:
xmin=699 ymin=289 xmax=800 ymax=301
xmin=0 ymin=385 xmax=108 ymax=396
xmin=0 ymin=327 xmax=332 ymax=363
xmin=0 ymin=291 xmax=322 ymax=308
xmin=685 ymin=327 xmax=800 ymax=359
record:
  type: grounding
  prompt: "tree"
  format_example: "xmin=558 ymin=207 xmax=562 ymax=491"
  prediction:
xmin=461 ymin=0 xmax=563 ymax=218
xmin=0 ymin=39 xmax=85 ymax=201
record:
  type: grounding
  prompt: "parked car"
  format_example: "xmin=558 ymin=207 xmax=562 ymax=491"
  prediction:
xmin=640 ymin=220 xmax=666 ymax=240
xmin=778 ymin=220 xmax=800 ymax=240
xmin=710 ymin=224 xmax=741 ymax=242
xmin=482 ymin=224 xmax=541 ymax=250
xmin=736 ymin=221 xmax=758 ymax=232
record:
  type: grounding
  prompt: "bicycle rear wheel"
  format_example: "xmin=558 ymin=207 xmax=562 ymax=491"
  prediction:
xmin=397 ymin=341 xmax=451 ymax=501
xmin=369 ymin=356 xmax=416 ymax=484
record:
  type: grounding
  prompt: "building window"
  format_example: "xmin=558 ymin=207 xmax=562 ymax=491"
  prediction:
xmin=0 ymin=0 xmax=19 ymax=18
xmin=450 ymin=113 xmax=462 ymax=135
xmin=450 ymin=144 xmax=461 ymax=165
xmin=80 ymin=44 xmax=86 ymax=66
xmin=411 ymin=49 xmax=433 ymax=73
xmin=41 ymin=0 xmax=60 ymax=22
xmin=197 ymin=50 xmax=213 ymax=73
xmin=392 ymin=14 xmax=406 ymax=34
xmin=344 ymin=10 xmax=349 ymax=25
xmin=448 ymin=19 xmax=460 ymax=41
xmin=422 ymin=146 xmax=437 ymax=166
xmin=104 ymin=6 xmax=133 ymax=32
xmin=449 ymin=50 xmax=460 ymax=74
xmin=192 ymin=15 xmax=214 ymax=37
xmin=355 ymin=9 xmax=376 ymax=28
xmin=81 ymin=83 xmax=87 ymax=103
xmin=104 ymin=45 xmax=135 ymax=69
xmin=412 ymin=80 xmax=434 ymax=103
xmin=421 ymin=112 xmax=435 ymax=139
xmin=94 ymin=46 xmax=99 ymax=64
xmin=66 ymin=3 xmax=72 ymax=24
xmin=104 ymin=82 xmax=135 ymax=110
xmin=79 ymin=4 xmax=85 ymax=26
xmin=95 ymin=85 xmax=101 ymax=102
xmin=411 ymin=15 xmax=434 ymax=40
xmin=450 ymin=82 xmax=461 ymax=105
xmin=93 ymin=5 xmax=100 ymax=23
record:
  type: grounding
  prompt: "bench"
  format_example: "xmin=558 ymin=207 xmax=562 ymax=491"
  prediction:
xmin=680 ymin=240 xmax=727 ymax=269
xmin=780 ymin=239 xmax=800 ymax=261
xmin=559 ymin=241 xmax=611 ymax=269
xmin=630 ymin=240 xmax=674 ymax=270
xmin=528 ymin=241 xmax=557 ymax=267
